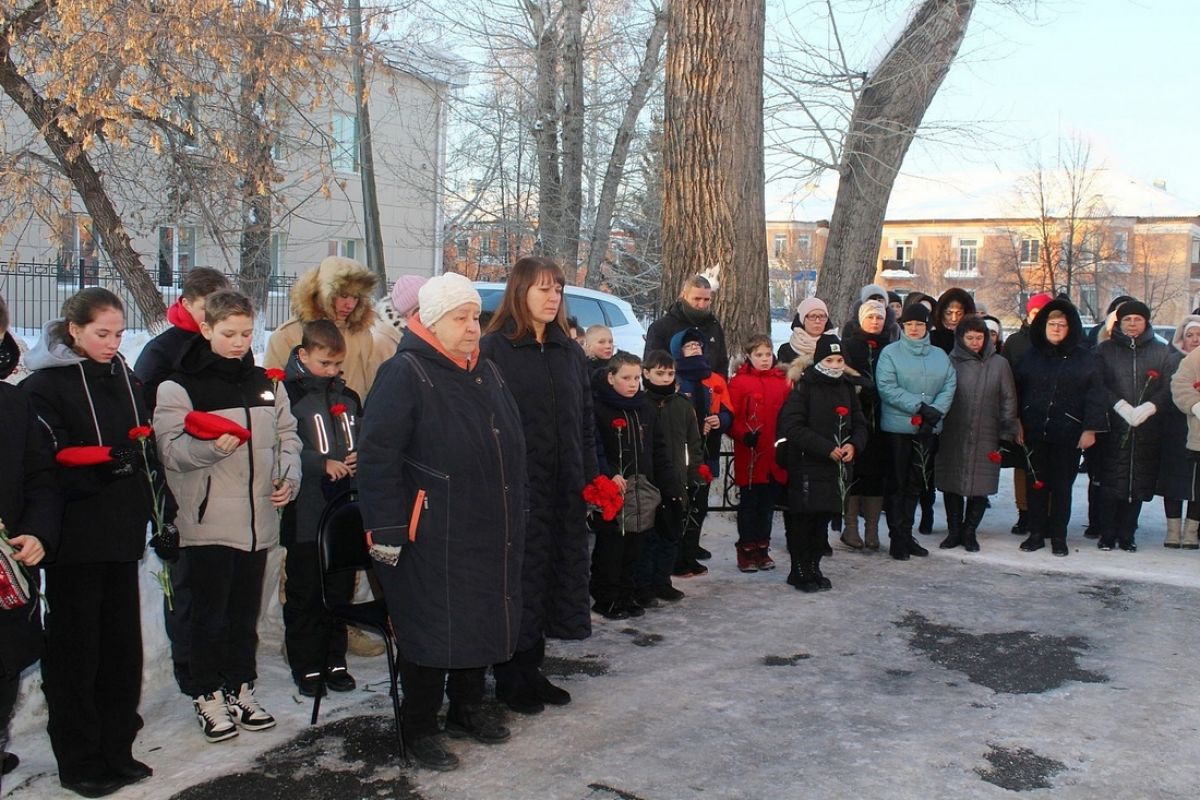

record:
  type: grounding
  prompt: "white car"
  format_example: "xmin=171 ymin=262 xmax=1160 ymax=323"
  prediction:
xmin=475 ymin=282 xmax=646 ymax=355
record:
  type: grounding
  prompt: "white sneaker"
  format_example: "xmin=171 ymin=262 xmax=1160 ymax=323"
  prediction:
xmin=224 ymin=681 xmax=276 ymax=731
xmin=194 ymin=691 xmax=238 ymax=743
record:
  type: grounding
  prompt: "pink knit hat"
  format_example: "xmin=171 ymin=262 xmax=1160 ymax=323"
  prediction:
xmin=390 ymin=274 xmax=428 ymax=318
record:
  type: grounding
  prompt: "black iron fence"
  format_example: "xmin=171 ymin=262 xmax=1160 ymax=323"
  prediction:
xmin=0 ymin=261 xmax=296 ymax=331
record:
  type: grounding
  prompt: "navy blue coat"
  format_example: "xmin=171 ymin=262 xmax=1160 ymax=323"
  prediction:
xmin=481 ymin=322 xmax=598 ymax=648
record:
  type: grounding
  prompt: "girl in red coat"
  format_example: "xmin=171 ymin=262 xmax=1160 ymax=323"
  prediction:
xmin=729 ymin=335 xmax=790 ymax=571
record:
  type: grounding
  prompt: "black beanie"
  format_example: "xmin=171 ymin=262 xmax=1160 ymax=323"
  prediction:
xmin=813 ymin=334 xmax=843 ymax=364
xmin=888 ymin=291 xmax=902 ymax=305
xmin=1116 ymin=300 xmax=1151 ymax=323
xmin=899 ymin=304 xmax=930 ymax=325
xmin=1107 ymin=295 xmax=1135 ymax=315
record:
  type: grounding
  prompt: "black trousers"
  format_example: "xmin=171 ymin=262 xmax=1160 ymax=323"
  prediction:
xmin=187 ymin=545 xmax=267 ymax=695
xmin=283 ymin=542 xmax=353 ymax=680
xmin=397 ymin=657 xmax=485 ymax=739
xmin=1 ymin=670 xmax=17 ymax=766
xmin=42 ymin=561 xmax=142 ymax=783
xmin=675 ymin=483 xmax=710 ymax=568
xmin=785 ymin=512 xmax=832 ymax=559
xmin=1026 ymin=441 xmax=1083 ymax=539
xmin=1092 ymin=493 xmax=1144 ymax=545
xmin=737 ymin=481 xmax=782 ymax=546
xmin=493 ymin=636 xmax=546 ymax=699
xmin=164 ymin=548 xmax=198 ymax=696
xmin=590 ymin=520 xmax=646 ymax=605
xmin=634 ymin=500 xmax=684 ymax=591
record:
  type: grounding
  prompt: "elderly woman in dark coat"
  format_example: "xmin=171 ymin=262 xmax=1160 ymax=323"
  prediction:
xmin=1092 ymin=300 xmax=1175 ymax=552
xmin=934 ymin=316 xmax=1019 ymax=552
xmin=481 ymin=256 xmax=599 ymax=716
xmin=358 ymin=273 xmax=527 ymax=771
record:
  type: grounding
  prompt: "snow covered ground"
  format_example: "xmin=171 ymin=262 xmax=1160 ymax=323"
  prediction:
xmin=5 ymin=468 xmax=1200 ymax=799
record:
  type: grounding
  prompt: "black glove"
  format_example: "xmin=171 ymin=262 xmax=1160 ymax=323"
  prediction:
xmin=918 ymin=403 xmax=943 ymax=427
xmin=150 ymin=522 xmax=180 ymax=563
xmin=103 ymin=444 xmax=141 ymax=480
xmin=742 ymin=430 xmax=761 ymax=448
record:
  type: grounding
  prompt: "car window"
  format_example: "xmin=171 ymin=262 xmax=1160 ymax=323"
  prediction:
xmin=566 ymin=295 xmax=606 ymax=328
xmin=601 ymin=301 xmax=629 ymax=327
xmin=478 ymin=289 xmax=503 ymax=311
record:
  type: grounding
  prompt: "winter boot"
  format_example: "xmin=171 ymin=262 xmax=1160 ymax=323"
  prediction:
xmin=1164 ymin=517 xmax=1182 ymax=549
xmin=755 ymin=543 xmax=776 ymax=570
xmin=1050 ymin=537 xmax=1069 ymax=556
xmin=811 ymin=555 xmax=832 ymax=591
xmin=961 ymin=496 xmax=987 ymax=553
xmin=885 ymin=495 xmax=909 ymax=560
xmin=736 ymin=544 xmax=760 ymax=573
xmin=840 ymin=496 xmax=864 ymax=550
xmin=862 ymin=496 xmax=884 ymax=550
xmin=1011 ymin=509 xmax=1029 ymax=535
xmin=918 ymin=489 xmax=935 ymax=534
xmin=1118 ymin=523 xmax=1138 ymax=552
xmin=1020 ymin=533 xmax=1045 ymax=552
xmin=1183 ymin=519 xmax=1200 ymax=550
xmin=903 ymin=496 xmax=929 ymax=557
xmin=793 ymin=558 xmax=820 ymax=593
xmin=940 ymin=493 xmax=965 ymax=549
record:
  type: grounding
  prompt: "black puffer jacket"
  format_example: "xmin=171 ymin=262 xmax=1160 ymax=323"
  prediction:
xmin=1013 ymin=298 xmax=1108 ymax=447
xmin=133 ymin=298 xmax=202 ymax=413
xmin=776 ymin=368 xmax=868 ymax=514
xmin=593 ymin=386 xmax=676 ymax=498
xmin=21 ymin=324 xmax=153 ymax=564
xmin=358 ymin=330 xmax=527 ymax=668
xmin=930 ymin=287 xmax=976 ymax=354
xmin=1093 ymin=324 xmax=1176 ymax=501
xmin=481 ymin=321 xmax=599 ymax=648
xmin=0 ymin=383 xmax=61 ymax=681
xmin=841 ymin=330 xmax=886 ymax=489
xmin=645 ymin=300 xmax=729 ymax=377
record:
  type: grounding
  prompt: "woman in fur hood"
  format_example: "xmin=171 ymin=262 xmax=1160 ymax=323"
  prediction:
xmin=265 ymin=256 xmax=384 ymax=398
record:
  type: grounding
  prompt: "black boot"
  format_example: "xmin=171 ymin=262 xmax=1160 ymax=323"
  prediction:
xmin=918 ymin=488 xmax=935 ymax=534
xmin=961 ymin=496 xmax=987 ymax=553
xmin=940 ymin=493 xmax=965 ymax=549
xmin=1011 ymin=509 xmax=1028 ymax=535
xmin=1020 ymin=533 xmax=1044 ymax=552
xmin=811 ymin=554 xmax=832 ymax=591
xmin=903 ymin=496 xmax=928 ymax=557
xmin=885 ymin=495 xmax=909 ymax=560
xmin=793 ymin=558 xmax=820 ymax=593
xmin=1050 ymin=537 xmax=1069 ymax=556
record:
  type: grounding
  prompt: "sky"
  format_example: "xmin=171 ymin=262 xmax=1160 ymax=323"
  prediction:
xmin=766 ymin=0 xmax=1200 ymax=217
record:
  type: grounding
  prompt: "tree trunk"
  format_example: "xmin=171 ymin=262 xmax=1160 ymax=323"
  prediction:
xmin=662 ymin=0 xmax=768 ymax=354
xmin=0 ymin=9 xmax=167 ymax=329
xmin=557 ymin=0 xmax=585 ymax=280
xmin=351 ymin=0 xmax=387 ymax=296
xmin=236 ymin=58 xmax=274 ymax=332
xmin=584 ymin=9 xmax=667 ymax=290
xmin=816 ymin=0 xmax=974 ymax=323
xmin=528 ymin=2 xmax=563 ymax=263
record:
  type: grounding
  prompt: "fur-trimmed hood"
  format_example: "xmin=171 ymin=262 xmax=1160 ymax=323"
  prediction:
xmin=289 ymin=256 xmax=377 ymax=334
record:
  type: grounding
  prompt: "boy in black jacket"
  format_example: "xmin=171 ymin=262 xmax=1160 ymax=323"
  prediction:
xmin=590 ymin=352 xmax=673 ymax=620
xmin=635 ymin=349 xmax=702 ymax=604
xmin=282 ymin=320 xmax=363 ymax=696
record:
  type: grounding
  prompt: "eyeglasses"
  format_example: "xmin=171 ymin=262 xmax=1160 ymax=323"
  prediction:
xmin=806 ymin=313 xmax=828 ymax=321
xmin=1045 ymin=321 xmax=1069 ymax=330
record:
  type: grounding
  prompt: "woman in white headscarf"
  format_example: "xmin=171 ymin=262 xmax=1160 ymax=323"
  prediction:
xmin=777 ymin=297 xmax=831 ymax=377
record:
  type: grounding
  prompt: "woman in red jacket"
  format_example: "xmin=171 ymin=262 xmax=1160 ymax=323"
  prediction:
xmin=729 ymin=335 xmax=790 ymax=571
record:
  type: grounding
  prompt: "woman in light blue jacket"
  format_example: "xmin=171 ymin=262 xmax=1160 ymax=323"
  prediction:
xmin=875 ymin=304 xmax=957 ymax=560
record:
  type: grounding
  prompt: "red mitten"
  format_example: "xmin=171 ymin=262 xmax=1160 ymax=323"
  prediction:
xmin=56 ymin=445 xmax=114 ymax=467
xmin=184 ymin=411 xmax=252 ymax=443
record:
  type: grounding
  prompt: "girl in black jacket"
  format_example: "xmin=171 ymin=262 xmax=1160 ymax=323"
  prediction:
xmin=21 ymin=288 xmax=155 ymax=796
xmin=776 ymin=335 xmax=868 ymax=592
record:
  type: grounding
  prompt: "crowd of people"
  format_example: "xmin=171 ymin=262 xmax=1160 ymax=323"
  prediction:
xmin=2 ymin=261 xmax=1199 ymax=793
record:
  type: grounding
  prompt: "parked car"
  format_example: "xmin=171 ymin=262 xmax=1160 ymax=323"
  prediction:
xmin=475 ymin=282 xmax=646 ymax=355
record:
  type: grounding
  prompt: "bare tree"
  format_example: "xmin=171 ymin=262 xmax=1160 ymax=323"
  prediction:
xmin=661 ymin=0 xmax=769 ymax=353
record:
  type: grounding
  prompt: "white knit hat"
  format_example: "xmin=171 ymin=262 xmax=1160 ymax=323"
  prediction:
xmin=418 ymin=273 xmax=481 ymax=327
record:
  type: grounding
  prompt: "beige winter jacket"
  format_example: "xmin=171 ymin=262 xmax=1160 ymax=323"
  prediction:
xmin=1170 ymin=345 xmax=1200 ymax=452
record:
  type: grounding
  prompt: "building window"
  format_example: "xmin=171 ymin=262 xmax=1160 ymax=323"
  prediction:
xmin=497 ymin=233 xmax=510 ymax=264
xmin=1191 ymin=237 xmax=1200 ymax=267
xmin=328 ymin=239 xmax=361 ymax=260
xmin=1078 ymin=284 xmax=1098 ymax=319
xmin=157 ymin=225 xmax=196 ymax=287
xmin=796 ymin=233 xmax=810 ymax=256
xmin=331 ymin=113 xmax=359 ymax=173
xmin=957 ymin=239 xmax=978 ymax=274
xmin=894 ymin=240 xmax=914 ymax=267
xmin=454 ymin=233 xmax=470 ymax=258
xmin=1113 ymin=232 xmax=1128 ymax=261
xmin=479 ymin=235 xmax=495 ymax=261
xmin=1020 ymin=238 xmax=1040 ymax=264
xmin=57 ymin=215 xmax=100 ymax=285
xmin=169 ymin=96 xmax=200 ymax=149
xmin=773 ymin=234 xmax=788 ymax=259
xmin=270 ymin=232 xmax=286 ymax=282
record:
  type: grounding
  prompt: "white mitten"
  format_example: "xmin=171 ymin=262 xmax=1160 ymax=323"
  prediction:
xmin=1112 ymin=399 xmax=1135 ymax=425
xmin=1129 ymin=402 xmax=1157 ymax=427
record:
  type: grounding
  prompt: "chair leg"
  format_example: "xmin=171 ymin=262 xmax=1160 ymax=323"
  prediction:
xmin=382 ymin=634 xmax=407 ymax=764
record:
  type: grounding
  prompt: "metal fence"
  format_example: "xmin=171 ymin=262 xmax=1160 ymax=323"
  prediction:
xmin=0 ymin=261 xmax=297 ymax=331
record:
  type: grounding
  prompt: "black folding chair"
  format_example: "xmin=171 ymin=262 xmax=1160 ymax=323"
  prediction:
xmin=314 ymin=491 xmax=406 ymax=761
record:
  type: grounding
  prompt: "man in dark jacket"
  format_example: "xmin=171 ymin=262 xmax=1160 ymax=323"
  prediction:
xmin=644 ymin=275 xmax=729 ymax=377
xmin=0 ymin=364 xmax=60 ymax=793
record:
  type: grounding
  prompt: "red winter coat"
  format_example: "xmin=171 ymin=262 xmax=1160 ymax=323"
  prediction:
xmin=729 ymin=362 xmax=790 ymax=486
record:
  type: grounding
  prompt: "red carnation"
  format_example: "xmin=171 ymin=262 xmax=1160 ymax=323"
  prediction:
xmin=612 ymin=418 xmax=628 ymax=430
xmin=867 ymin=340 xmax=879 ymax=349
xmin=582 ymin=475 xmax=625 ymax=521
xmin=128 ymin=425 xmax=153 ymax=441
xmin=988 ymin=450 xmax=1002 ymax=464
xmin=56 ymin=445 xmax=114 ymax=467
xmin=1146 ymin=369 xmax=1160 ymax=380
xmin=698 ymin=464 xmax=714 ymax=483
xmin=265 ymin=367 xmax=286 ymax=382
xmin=184 ymin=411 xmax=252 ymax=443
xmin=911 ymin=414 xmax=924 ymax=427
xmin=330 ymin=403 xmax=348 ymax=417
xmin=835 ymin=406 xmax=850 ymax=417
xmin=1032 ymin=479 xmax=1046 ymax=490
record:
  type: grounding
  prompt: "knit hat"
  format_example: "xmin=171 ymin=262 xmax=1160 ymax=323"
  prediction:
xmin=813 ymin=334 xmax=843 ymax=364
xmin=680 ymin=327 xmax=706 ymax=350
xmin=888 ymin=291 xmax=902 ymax=306
xmin=899 ymin=304 xmax=930 ymax=325
xmin=390 ymin=274 xmax=428 ymax=318
xmin=418 ymin=273 xmax=481 ymax=327
xmin=858 ymin=299 xmax=886 ymax=326
xmin=983 ymin=316 xmax=1002 ymax=337
xmin=859 ymin=283 xmax=888 ymax=303
xmin=1027 ymin=292 xmax=1053 ymax=314
xmin=1107 ymin=295 xmax=1136 ymax=315
xmin=1116 ymin=299 xmax=1151 ymax=323
xmin=795 ymin=297 xmax=829 ymax=324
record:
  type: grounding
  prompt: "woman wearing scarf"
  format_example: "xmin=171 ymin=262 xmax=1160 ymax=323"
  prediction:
xmin=777 ymin=297 xmax=831 ymax=369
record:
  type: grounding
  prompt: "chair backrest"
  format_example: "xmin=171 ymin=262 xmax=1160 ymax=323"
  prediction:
xmin=317 ymin=491 xmax=372 ymax=576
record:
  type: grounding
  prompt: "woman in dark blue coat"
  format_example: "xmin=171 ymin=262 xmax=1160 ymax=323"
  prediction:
xmin=359 ymin=274 xmax=526 ymax=771
xmin=481 ymin=257 xmax=599 ymax=716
